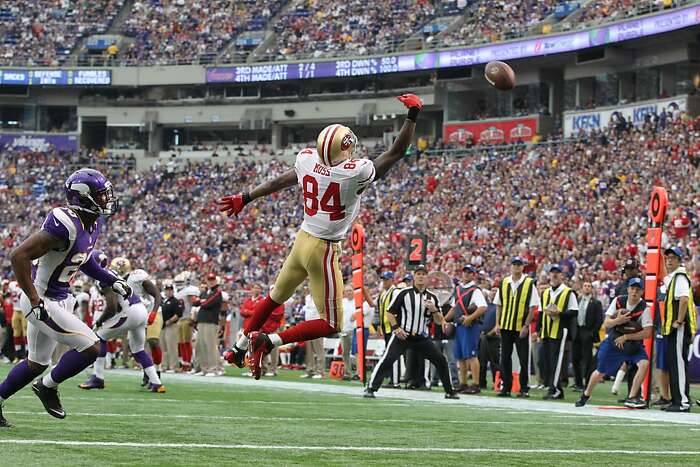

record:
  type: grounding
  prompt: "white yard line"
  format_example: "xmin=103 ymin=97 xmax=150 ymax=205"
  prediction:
xmin=3 ymin=410 xmax=670 ymax=427
xmin=0 ymin=439 xmax=698 ymax=455
xmin=104 ymin=370 xmax=700 ymax=426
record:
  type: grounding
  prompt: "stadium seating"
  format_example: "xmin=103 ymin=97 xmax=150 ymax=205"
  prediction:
xmin=0 ymin=0 xmax=693 ymax=66
xmin=120 ymin=0 xmax=287 ymax=65
xmin=265 ymin=0 xmax=450 ymax=60
xmin=2 ymin=108 xmax=698 ymax=290
xmin=0 ymin=0 xmax=124 ymax=66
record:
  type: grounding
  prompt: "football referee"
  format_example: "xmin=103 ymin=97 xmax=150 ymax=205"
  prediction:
xmin=365 ymin=264 xmax=459 ymax=399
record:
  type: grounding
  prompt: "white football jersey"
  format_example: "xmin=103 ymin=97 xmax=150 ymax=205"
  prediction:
xmin=90 ymin=285 xmax=107 ymax=323
xmin=176 ymin=285 xmax=200 ymax=319
xmin=126 ymin=269 xmax=152 ymax=310
xmin=294 ymin=148 xmax=375 ymax=241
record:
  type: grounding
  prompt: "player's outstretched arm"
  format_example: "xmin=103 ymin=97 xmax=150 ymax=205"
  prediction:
xmin=372 ymin=93 xmax=423 ymax=180
xmin=218 ymin=169 xmax=297 ymax=217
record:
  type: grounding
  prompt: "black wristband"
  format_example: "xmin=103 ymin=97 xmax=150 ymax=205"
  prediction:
xmin=407 ymin=107 xmax=420 ymax=122
xmin=391 ymin=323 xmax=399 ymax=331
xmin=242 ymin=192 xmax=252 ymax=205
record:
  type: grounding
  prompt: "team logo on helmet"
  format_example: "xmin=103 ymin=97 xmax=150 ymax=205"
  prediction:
xmin=341 ymin=132 xmax=354 ymax=151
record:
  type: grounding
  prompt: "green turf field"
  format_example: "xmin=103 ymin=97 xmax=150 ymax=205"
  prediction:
xmin=1 ymin=365 xmax=698 ymax=466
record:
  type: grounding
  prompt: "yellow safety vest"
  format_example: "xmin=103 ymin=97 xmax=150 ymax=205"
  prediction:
xmin=662 ymin=272 xmax=697 ymax=336
xmin=378 ymin=285 xmax=398 ymax=334
xmin=498 ymin=276 xmax=534 ymax=331
xmin=540 ymin=286 xmax=573 ymax=340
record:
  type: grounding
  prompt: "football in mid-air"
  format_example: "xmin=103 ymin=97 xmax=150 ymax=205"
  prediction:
xmin=484 ymin=61 xmax=516 ymax=91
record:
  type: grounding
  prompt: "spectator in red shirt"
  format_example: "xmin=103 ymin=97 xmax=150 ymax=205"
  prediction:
xmin=261 ymin=292 xmax=285 ymax=377
xmin=672 ymin=208 xmax=690 ymax=238
xmin=240 ymin=284 xmax=264 ymax=335
xmin=601 ymin=254 xmax=617 ymax=273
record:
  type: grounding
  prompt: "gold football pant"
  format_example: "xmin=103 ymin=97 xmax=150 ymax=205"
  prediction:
xmin=270 ymin=229 xmax=343 ymax=329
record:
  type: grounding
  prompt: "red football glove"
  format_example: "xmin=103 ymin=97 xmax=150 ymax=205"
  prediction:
xmin=218 ymin=193 xmax=249 ymax=217
xmin=397 ymin=93 xmax=423 ymax=110
xmin=147 ymin=311 xmax=157 ymax=326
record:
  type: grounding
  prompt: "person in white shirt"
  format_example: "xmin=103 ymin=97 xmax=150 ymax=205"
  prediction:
xmin=659 ymin=247 xmax=696 ymax=412
xmin=301 ymin=294 xmax=324 ymax=379
xmin=340 ymin=286 xmax=356 ymax=380
xmin=575 ymin=278 xmax=652 ymax=409
xmin=443 ymin=265 xmax=487 ymax=394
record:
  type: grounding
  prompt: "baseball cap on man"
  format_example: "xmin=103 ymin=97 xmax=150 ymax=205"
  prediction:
xmin=664 ymin=246 xmax=683 ymax=259
xmin=623 ymin=258 xmax=639 ymax=270
xmin=463 ymin=264 xmax=477 ymax=273
xmin=627 ymin=277 xmax=643 ymax=288
xmin=511 ymin=256 xmax=525 ymax=265
xmin=206 ymin=272 xmax=217 ymax=281
xmin=549 ymin=264 xmax=563 ymax=273
xmin=380 ymin=271 xmax=395 ymax=280
xmin=414 ymin=264 xmax=428 ymax=273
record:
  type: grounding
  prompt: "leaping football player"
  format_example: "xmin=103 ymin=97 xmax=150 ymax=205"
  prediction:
xmin=219 ymin=93 xmax=423 ymax=379
xmin=79 ymin=253 xmax=165 ymax=392
xmin=0 ymin=169 xmax=132 ymax=427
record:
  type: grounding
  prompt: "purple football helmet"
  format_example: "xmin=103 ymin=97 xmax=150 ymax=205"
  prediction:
xmin=92 ymin=250 xmax=109 ymax=269
xmin=65 ymin=169 xmax=118 ymax=216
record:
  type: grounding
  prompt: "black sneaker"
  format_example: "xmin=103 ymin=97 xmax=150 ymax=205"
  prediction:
xmin=496 ymin=391 xmax=511 ymax=398
xmin=623 ymin=397 xmax=647 ymax=409
xmin=222 ymin=345 xmax=246 ymax=368
xmin=516 ymin=391 xmax=529 ymax=399
xmin=140 ymin=371 xmax=149 ymax=387
xmin=652 ymin=397 xmax=671 ymax=407
xmin=0 ymin=402 xmax=13 ymax=428
xmin=664 ymin=405 xmax=690 ymax=413
xmin=575 ymin=394 xmax=590 ymax=407
xmin=363 ymin=388 xmax=376 ymax=399
xmin=32 ymin=380 xmax=66 ymax=419
xmin=445 ymin=392 xmax=460 ymax=400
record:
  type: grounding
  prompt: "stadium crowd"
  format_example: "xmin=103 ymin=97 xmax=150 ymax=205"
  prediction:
xmin=121 ymin=0 xmax=287 ymax=64
xmin=0 ymin=0 xmax=124 ymax=66
xmin=269 ymin=0 xmax=442 ymax=60
xmin=0 ymin=1 xmax=694 ymax=66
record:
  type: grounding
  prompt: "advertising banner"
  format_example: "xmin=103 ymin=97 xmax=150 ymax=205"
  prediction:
xmin=443 ymin=117 xmax=538 ymax=144
xmin=0 ymin=133 xmax=79 ymax=152
xmin=563 ymin=96 xmax=687 ymax=137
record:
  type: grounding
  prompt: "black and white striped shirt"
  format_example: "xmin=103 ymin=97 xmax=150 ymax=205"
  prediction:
xmin=388 ymin=287 xmax=440 ymax=336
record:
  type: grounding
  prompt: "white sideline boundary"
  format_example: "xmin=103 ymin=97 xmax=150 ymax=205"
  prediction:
xmin=3 ymin=410 xmax=673 ymax=428
xmin=107 ymin=369 xmax=700 ymax=426
xmin=0 ymin=439 xmax=699 ymax=455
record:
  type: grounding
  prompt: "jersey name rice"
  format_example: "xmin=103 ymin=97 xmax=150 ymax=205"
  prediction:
xmin=294 ymin=148 xmax=375 ymax=241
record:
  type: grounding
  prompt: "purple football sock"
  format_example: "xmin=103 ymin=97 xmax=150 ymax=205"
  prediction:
xmin=49 ymin=349 xmax=95 ymax=385
xmin=99 ymin=340 xmax=107 ymax=358
xmin=132 ymin=350 xmax=154 ymax=370
xmin=0 ymin=360 xmax=40 ymax=400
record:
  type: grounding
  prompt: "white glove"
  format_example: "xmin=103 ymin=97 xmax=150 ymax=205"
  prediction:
xmin=112 ymin=280 xmax=132 ymax=300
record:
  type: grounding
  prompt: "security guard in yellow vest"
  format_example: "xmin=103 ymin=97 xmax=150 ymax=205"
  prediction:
xmin=538 ymin=264 xmax=578 ymax=400
xmin=377 ymin=271 xmax=402 ymax=388
xmin=494 ymin=256 xmax=540 ymax=397
xmin=660 ymin=247 xmax=697 ymax=412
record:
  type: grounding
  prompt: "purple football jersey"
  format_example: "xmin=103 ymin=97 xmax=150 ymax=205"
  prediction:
xmin=34 ymin=207 xmax=100 ymax=300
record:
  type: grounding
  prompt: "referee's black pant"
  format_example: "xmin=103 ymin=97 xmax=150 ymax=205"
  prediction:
xmin=499 ymin=330 xmax=529 ymax=394
xmin=381 ymin=333 xmax=401 ymax=386
xmin=542 ymin=336 xmax=566 ymax=395
xmin=369 ymin=334 xmax=453 ymax=394
xmin=665 ymin=326 xmax=691 ymax=409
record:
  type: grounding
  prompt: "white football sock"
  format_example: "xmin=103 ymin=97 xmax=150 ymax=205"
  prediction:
xmin=94 ymin=357 xmax=106 ymax=380
xmin=42 ymin=373 xmax=58 ymax=388
xmin=145 ymin=366 xmax=161 ymax=385
xmin=612 ymin=369 xmax=626 ymax=394
xmin=269 ymin=334 xmax=283 ymax=347
xmin=235 ymin=334 xmax=249 ymax=350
